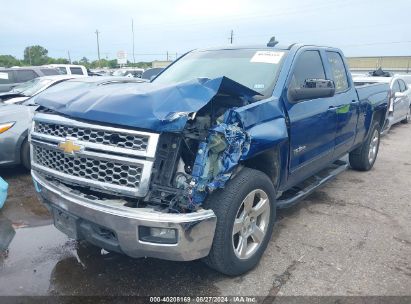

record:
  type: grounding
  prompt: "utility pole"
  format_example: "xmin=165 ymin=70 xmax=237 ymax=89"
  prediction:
xmin=67 ymin=51 xmax=71 ymax=64
xmin=131 ymin=18 xmax=136 ymax=66
xmin=95 ymin=29 xmax=101 ymax=67
xmin=28 ymin=47 xmax=32 ymax=65
xmin=229 ymin=30 xmax=234 ymax=44
xmin=166 ymin=51 xmax=169 ymax=61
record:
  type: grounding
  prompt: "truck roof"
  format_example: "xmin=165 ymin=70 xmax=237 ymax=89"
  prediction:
xmin=195 ymin=43 xmax=342 ymax=53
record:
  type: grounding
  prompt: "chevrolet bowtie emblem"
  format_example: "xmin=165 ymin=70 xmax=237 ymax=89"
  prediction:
xmin=58 ymin=139 xmax=82 ymax=154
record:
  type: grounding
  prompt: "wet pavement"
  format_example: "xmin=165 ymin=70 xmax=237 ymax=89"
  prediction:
xmin=0 ymin=123 xmax=410 ymax=297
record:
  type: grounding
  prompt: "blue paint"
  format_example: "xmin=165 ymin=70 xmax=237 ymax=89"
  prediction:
xmin=33 ymin=43 xmax=389 ymax=207
xmin=35 ymin=76 xmax=260 ymax=132
xmin=0 ymin=177 xmax=8 ymax=209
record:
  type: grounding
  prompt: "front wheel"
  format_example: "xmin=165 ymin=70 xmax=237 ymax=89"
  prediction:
xmin=349 ymin=122 xmax=381 ymax=171
xmin=202 ymin=168 xmax=276 ymax=276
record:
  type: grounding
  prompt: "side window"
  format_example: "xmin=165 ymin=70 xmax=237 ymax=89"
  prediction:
xmin=70 ymin=67 xmax=83 ymax=75
xmin=15 ymin=70 xmax=37 ymax=82
xmin=0 ymin=71 xmax=13 ymax=84
xmin=57 ymin=67 xmax=67 ymax=74
xmin=326 ymin=51 xmax=349 ymax=93
xmin=40 ymin=68 xmax=60 ymax=76
xmin=289 ymin=50 xmax=326 ymax=90
xmin=392 ymin=80 xmax=400 ymax=94
xmin=398 ymin=79 xmax=407 ymax=92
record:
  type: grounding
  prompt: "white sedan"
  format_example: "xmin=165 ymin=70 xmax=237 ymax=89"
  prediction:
xmin=353 ymin=75 xmax=410 ymax=132
xmin=0 ymin=74 xmax=85 ymax=105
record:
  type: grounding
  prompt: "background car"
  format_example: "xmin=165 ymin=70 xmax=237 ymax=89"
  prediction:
xmin=0 ymin=77 xmax=146 ymax=170
xmin=44 ymin=64 xmax=88 ymax=76
xmin=141 ymin=67 xmax=164 ymax=80
xmin=353 ymin=74 xmax=410 ymax=132
xmin=112 ymin=68 xmax=145 ymax=78
xmin=0 ymin=75 xmax=84 ymax=104
xmin=0 ymin=67 xmax=60 ymax=92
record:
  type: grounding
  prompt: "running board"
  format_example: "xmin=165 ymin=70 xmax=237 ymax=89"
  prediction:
xmin=276 ymin=159 xmax=348 ymax=209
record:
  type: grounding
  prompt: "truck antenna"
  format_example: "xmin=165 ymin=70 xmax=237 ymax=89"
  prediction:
xmin=267 ymin=36 xmax=279 ymax=47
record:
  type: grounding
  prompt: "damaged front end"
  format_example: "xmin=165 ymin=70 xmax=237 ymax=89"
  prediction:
xmin=146 ymin=81 xmax=257 ymax=213
xmin=33 ymin=76 xmax=261 ymax=214
xmin=149 ymin=108 xmax=251 ymax=212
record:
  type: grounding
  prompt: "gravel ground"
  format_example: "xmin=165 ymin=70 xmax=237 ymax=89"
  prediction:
xmin=0 ymin=122 xmax=410 ymax=299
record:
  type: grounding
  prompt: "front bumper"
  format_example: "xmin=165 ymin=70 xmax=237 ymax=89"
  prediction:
xmin=32 ymin=170 xmax=217 ymax=261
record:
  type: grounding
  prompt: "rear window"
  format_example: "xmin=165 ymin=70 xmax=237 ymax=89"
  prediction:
xmin=326 ymin=51 xmax=349 ymax=93
xmin=15 ymin=69 xmax=38 ymax=82
xmin=70 ymin=67 xmax=84 ymax=75
xmin=40 ymin=68 xmax=60 ymax=76
xmin=0 ymin=71 xmax=13 ymax=84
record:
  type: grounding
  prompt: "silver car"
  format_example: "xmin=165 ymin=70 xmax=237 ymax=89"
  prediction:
xmin=353 ymin=75 xmax=410 ymax=132
xmin=0 ymin=77 xmax=146 ymax=170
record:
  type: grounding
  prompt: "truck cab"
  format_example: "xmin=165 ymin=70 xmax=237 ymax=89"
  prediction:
xmin=30 ymin=42 xmax=389 ymax=275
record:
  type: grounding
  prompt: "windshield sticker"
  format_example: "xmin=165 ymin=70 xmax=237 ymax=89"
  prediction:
xmin=0 ymin=72 xmax=9 ymax=80
xmin=250 ymin=51 xmax=284 ymax=64
xmin=254 ymin=84 xmax=265 ymax=89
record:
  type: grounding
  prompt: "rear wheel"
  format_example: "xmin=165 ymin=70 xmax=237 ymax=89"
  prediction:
xmin=203 ymin=168 xmax=276 ymax=275
xmin=21 ymin=138 xmax=31 ymax=171
xmin=349 ymin=122 xmax=380 ymax=171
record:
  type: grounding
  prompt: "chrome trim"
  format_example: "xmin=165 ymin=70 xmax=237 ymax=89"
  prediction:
xmin=31 ymin=113 xmax=159 ymax=158
xmin=30 ymin=113 xmax=159 ymax=197
xmin=31 ymin=139 xmax=153 ymax=197
xmin=32 ymin=171 xmax=217 ymax=261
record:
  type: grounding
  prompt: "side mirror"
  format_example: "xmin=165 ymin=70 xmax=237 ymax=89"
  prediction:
xmin=394 ymin=91 xmax=405 ymax=98
xmin=289 ymin=79 xmax=335 ymax=102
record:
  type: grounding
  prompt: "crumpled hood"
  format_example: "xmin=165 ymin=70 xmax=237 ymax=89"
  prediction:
xmin=35 ymin=76 xmax=261 ymax=132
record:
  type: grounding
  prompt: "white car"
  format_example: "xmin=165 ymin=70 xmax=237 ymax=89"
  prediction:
xmin=45 ymin=64 xmax=88 ymax=76
xmin=0 ymin=75 xmax=84 ymax=105
xmin=353 ymin=75 xmax=410 ymax=132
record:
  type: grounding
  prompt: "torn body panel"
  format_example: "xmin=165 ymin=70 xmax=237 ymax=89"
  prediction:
xmin=35 ymin=76 xmax=289 ymax=212
xmin=34 ymin=76 xmax=261 ymax=132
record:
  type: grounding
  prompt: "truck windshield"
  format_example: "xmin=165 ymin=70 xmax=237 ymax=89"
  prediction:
xmin=154 ymin=49 xmax=287 ymax=97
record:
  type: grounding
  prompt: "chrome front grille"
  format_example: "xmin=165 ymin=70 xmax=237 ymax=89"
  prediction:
xmin=33 ymin=145 xmax=143 ymax=188
xmin=30 ymin=113 xmax=159 ymax=197
xmin=35 ymin=121 xmax=149 ymax=151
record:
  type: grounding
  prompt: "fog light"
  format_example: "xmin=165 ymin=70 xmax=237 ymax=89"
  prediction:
xmin=139 ymin=226 xmax=177 ymax=244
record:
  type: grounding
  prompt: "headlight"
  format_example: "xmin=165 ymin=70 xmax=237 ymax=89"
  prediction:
xmin=0 ymin=122 xmax=15 ymax=134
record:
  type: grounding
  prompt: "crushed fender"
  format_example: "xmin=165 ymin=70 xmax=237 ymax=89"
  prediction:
xmin=187 ymin=110 xmax=250 ymax=208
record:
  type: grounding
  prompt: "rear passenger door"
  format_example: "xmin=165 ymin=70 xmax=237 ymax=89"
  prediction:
xmin=397 ymin=79 xmax=410 ymax=120
xmin=325 ymin=51 xmax=359 ymax=158
xmin=284 ymin=50 xmax=337 ymax=185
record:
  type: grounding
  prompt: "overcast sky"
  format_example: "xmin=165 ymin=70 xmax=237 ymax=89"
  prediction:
xmin=1 ymin=0 xmax=410 ymax=62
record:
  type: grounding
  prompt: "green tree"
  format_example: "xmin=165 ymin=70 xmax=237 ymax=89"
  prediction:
xmin=23 ymin=45 xmax=49 ymax=65
xmin=0 ymin=55 xmax=21 ymax=67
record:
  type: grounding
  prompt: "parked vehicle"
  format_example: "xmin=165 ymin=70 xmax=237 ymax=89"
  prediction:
xmin=0 ymin=77 xmax=144 ymax=170
xmin=0 ymin=177 xmax=7 ymax=209
xmin=30 ymin=42 xmax=389 ymax=275
xmin=112 ymin=68 xmax=144 ymax=78
xmin=354 ymin=74 xmax=410 ymax=131
xmin=45 ymin=64 xmax=88 ymax=76
xmin=0 ymin=67 xmax=60 ymax=93
xmin=141 ymin=67 xmax=164 ymax=80
xmin=0 ymin=75 xmax=84 ymax=104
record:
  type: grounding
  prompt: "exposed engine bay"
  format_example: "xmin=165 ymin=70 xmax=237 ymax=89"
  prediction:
xmin=147 ymin=94 xmax=251 ymax=212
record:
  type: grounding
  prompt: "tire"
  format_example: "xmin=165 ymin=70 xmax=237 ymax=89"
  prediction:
xmin=202 ymin=168 xmax=276 ymax=276
xmin=400 ymin=107 xmax=410 ymax=124
xmin=20 ymin=138 xmax=31 ymax=171
xmin=349 ymin=122 xmax=381 ymax=171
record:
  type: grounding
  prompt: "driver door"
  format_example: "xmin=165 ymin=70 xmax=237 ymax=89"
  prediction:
xmin=283 ymin=50 xmax=337 ymax=186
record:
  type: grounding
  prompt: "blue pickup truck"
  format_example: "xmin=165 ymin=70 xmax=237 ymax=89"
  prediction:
xmin=30 ymin=41 xmax=389 ymax=275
